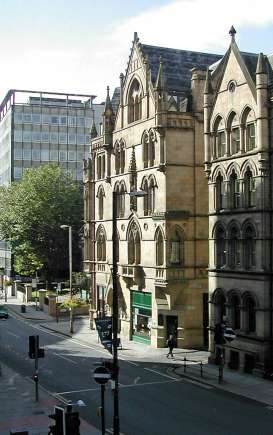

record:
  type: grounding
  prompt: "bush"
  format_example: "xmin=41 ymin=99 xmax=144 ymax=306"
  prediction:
xmin=59 ymin=298 xmax=87 ymax=309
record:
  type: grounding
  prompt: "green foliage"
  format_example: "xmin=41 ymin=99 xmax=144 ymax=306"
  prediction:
xmin=0 ymin=164 xmax=83 ymax=279
xmin=59 ymin=298 xmax=86 ymax=309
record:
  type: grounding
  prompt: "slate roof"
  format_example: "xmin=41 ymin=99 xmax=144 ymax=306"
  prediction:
xmin=111 ymin=87 xmax=120 ymax=114
xmin=140 ymin=44 xmax=222 ymax=96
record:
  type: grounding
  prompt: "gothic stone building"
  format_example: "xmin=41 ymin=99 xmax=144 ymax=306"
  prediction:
xmin=205 ymin=28 xmax=273 ymax=372
xmin=84 ymin=33 xmax=220 ymax=348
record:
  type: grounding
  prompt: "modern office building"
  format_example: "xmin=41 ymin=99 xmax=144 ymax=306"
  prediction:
xmin=83 ymin=33 xmax=221 ymax=348
xmin=0 ymin=89 xmax=104 ymax=275
xmin=205 ymin=28 xmax=273 ymax=373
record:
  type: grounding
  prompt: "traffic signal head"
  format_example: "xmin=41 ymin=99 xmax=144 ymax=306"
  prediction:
xmin=48 ymin=407 xmax=64 ymax=435
xmin=65 ymin=411 xmax=80 ymax=435
xmin=214 ymin=323 xmax=225 ymax=345
xmin=29 ymin=335 xmax=38 ymax=359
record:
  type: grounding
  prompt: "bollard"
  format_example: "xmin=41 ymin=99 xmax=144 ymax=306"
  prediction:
xmin=200 ymin=361 xmax=203 ymax=378
xmin=183 ymin=357 xmax=186 ymax=373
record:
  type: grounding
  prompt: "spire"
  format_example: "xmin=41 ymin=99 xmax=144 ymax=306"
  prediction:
xmin=155 ymin=56 xmax=165 ymax=90
xmin=256 ymin=52 xmax=267 ymax=74
xmin=133 ymin=31 xmax=139 ymax=44
xmin=90 ymin=109 xmax=98 ymax=139
xmin=129 ymin=146 xmax=137 ymax=174
xmin=204 ymin=68 xmax=213 ymax=94
xmin=104 ymin=86 xmax=113 ymax=112
xmin=229 ymin=25 xmax=236 ymax=42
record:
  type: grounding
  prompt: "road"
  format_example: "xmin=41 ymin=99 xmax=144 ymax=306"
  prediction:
xmin=1 ymin=313 xmax=273 ymax=435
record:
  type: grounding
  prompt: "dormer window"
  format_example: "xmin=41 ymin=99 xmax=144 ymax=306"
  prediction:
xmin=128 ymin=79 xmax=142 ymax=124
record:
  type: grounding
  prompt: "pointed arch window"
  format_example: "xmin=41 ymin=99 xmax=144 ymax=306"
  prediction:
xmin=115 ymin=143 xmax=120 ymax=175
xmin=148 ymin=178 xmax=156 ymax=214
xmin=120 ymin=142 xmax=125 ymax=174
xmin=229 ymin=225 xmax=240 ymax=269
xmin=170 ymin=229 xmax=184 ymax=266
xmin=229 ymin=170 xmax=240 ymax=209
xmin=119 ymin=183 xmax=126 ymax=218
xmin=245 ymin=297 xmax=256 ymax=333
xmin=128 ymin=79 xmax=142 ymax=124
xmin=143 ymin=133 xmax=149 ymax=168
xmin=230 ymin=294 xmax=241 ymax=330
xmin=246 ymin=123 xmax=256 ymax=151
xmin=215 ymin=173 xmax=225 ymax=210
xmin=128 ymin=223 xmax=141 ymax=265
xmin=97 ymin=227 xmax=106 ymax=261
xmin=243 ymin=224 xmax=256 ymax=270
xmin=244 ymin=168 xmax=256 ymax=208
xmin=156 ymin=229 xmax=164 ymax=266
xmin=215 ymin=226 xmax=226 ymax=268
xmin=143 ymin=179 xmax=149 ymax=216
xmin=231 ymin=127 xmax=240 ymax=154
xmin=97 ymin=186 xmax=105 ymax=220
xmin=214 ymin=291 xmax=226 ymax=324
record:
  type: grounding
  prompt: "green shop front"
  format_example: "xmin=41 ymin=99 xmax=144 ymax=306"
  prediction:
xmin=131 ymin=290 xmax=152 ymax=344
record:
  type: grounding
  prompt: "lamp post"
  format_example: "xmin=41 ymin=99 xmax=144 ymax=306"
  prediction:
xmin=60 ymin=225 xmax=73 ymax=333
xmin=112 ymin=189 xmax=147 ymax=435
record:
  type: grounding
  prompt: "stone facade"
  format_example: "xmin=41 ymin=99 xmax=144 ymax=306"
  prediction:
xmin=205 ymin=28 xmax=273 ymax=373
xmin=84 ymin=33 xmax=221 ymax=348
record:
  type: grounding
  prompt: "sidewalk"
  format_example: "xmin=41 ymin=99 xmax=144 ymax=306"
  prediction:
xmin=6 ymin=296 xmax=273 ymax=409
xmin=0 ymin=363 xmax=100 ymax=435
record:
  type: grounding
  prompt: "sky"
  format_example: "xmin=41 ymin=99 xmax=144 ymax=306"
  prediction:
xmin=0 ymin=0 xmax=273 ymax=104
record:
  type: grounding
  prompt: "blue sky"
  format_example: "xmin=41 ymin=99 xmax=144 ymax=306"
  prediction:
xmin=0 ymin=0 xmax=272 ymax=103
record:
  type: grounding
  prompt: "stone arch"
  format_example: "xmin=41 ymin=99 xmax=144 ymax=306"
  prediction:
xmin=212 ymin=113 xmax=225 ymax=132
xmin=240 ymin=159 xmax=258 ymax=177
xmin=226 ymin=110 xmax=238 ymax=130
xmin=211 ymin=165 xmax=226 ymax=183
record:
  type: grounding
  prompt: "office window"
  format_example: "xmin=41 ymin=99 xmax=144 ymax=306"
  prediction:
xmin=41 ymin=132 xmax=49 ymax=143
xmin=32 ymin=149 xmax=40 ymax=161
xmin=14 ymin=148 xmax=22 ymax=160
xmin=14 ymin=167 xmax=23 ymax=179
xmin=23 ymin=148 xmax=31 ymax=159
xmin=14 ymin=113 xmax=23 ymax=123
xmin=42 ymin=114 xmax=50 ymax=124
xmin=59 ymin=133 xmax=67 ymax=144
xmin=59 ymin=150 xmax=67 ymax=161
xmin=41 ymin=149 xmax=49 ymax=161
xmin=68 ymin=116 xmax=76 ymax=126
xmin=77 ymin=117 xmax=85 ymax=127
xmin=77 ymin=150 xmax=84 ymax=161
xmin=85 ymin=135 xmax=90 ymax=145
xmin=85 ymin=118 xmax=92 ymax=128
xmin=50 ymin=149 xmax=58 ymax=161
xmin=51 ymin=116 xmax=59 ymax=125
xmin=76 ymin=168 xmax=83 ymax=180
xmin=59 ymin=116 xmax=67 ymax=125
xmin=50 ymin=132 xmax=58 ymax=144
xmin=23 ymin=113 xmax=32 ymax=123
xmin=77 ymin=134 xmax=85 ymax=145
xmin=32 ymin=132 xmax=41 ymax=142
xmin=68 ymin=133 xmax=76 ymax=145
xmin=14 ymin=130 xmax=23 ymax=142
xmin=23 ymin=131 xmax=32 ymax=142
xmin=68 ymin=151 xmax=76 ymax=161
xmin=32 ymin=114 xmax=41 ymax=124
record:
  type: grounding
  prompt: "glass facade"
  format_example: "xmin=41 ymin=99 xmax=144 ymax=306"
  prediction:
xmin=0 ymin=90 xmax=104 ymax=275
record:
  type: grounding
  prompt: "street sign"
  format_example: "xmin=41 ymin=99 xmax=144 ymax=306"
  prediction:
xmin=93 ymin=366 xmax=111 ymax=384
xmin=224 ymin=327 xmax=236 ymax=342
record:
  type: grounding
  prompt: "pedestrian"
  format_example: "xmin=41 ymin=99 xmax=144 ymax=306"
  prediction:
xmin=166 ymin=334 xmax=175 ymax=358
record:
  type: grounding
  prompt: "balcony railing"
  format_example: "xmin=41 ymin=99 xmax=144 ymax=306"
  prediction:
xmin=155 ymin=267 xmax=185 ymax=286
xmin=97 ymin=263 xmax=106 ymax=272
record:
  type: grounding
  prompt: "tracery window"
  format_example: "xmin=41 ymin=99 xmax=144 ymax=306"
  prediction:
xmin=243 ymin=224 xmax=256 ymax=270
xmin=97 ymin=227 xmax=106 ymax=261
xmin=156 ymin=228 xmax=164 ymax=266
xmin=97 ymin=186 xmax=105 ymax=220
xmin=128 ymin=79 xmax=142 ymax=124
xmin=143 ymin=179 xmax=149 ymax=216
xmin=244 ymin=168 xmax=256 ymax=208
xmin=228 ymin=225 xmax=240 ymax=269
xmin=128 ymin=222 xmax=141 ymax=265
xmin=170 ymin=229 xmax=184 ymax=266
xmin=215 ymin=173 xmax=225 ymax=210
xmin=215 ymin=225 xmax=226 ymax=268
xmin=229 ymin=170 xmax=240 ymax=209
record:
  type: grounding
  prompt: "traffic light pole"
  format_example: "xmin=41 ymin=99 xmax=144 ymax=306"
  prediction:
xmin=112 ymin=191 xmax=120 ymax=435
xmin=101 ymin=384 xmax=105 ymax=435
xmin=34 ymin=335 xmax=39 ymax=402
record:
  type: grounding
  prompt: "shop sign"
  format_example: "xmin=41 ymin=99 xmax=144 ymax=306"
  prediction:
xmin=95 ymin=316 xmax=113 ymax=354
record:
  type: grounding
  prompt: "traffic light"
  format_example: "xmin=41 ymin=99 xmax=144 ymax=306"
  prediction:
xmin=29 ymin=335 xmax=38 ymax=359
xmin=214 ymin=323 xmax=225 ymax=345
xmin=48 ymin=407 xmax=64 ymax=435
xmin=65 ymin=411 xmax=81 ymax=435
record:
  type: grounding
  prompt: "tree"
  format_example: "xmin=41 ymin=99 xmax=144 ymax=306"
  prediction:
xmin=0 ymin=164 xmax=83 ymax=280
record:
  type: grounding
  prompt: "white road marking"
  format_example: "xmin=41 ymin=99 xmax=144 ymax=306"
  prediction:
xmin=56 ymin=387 xmax=96 ymax=395
xmin=123 ymin=359 xmax=139 ymax=366
xmin=144 ymin=367 xmax=178 ymax=380
xmin=52 ymin=352 xmax=77 ymax=365
xmin=6 ymin=330 xmax=19 ymax=338
xmin=134 ymin=376 xmax=140 ymax=384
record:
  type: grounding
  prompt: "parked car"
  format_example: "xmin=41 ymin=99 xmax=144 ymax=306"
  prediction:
xmin=0 ymin=305 xmax=9 ymax=319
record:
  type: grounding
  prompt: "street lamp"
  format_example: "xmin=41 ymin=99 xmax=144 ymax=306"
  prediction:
xmin=60 ymin=224 xmax=73 ymax=333
xmin=112 ymin=189 xmax=147 ymax=435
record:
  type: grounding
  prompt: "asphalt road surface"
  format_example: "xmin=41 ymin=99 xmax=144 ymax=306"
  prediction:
xmin=1 ymin=313 xmax=273 ymax=435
